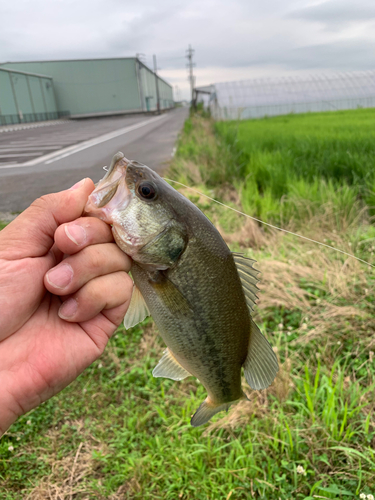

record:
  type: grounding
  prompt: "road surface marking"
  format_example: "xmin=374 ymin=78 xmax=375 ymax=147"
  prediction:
xmin=0 ymin=153 xmax=42 ymax=158
xmin=0 ymin=114 xmax=167 ymax=169
xmin=0 ymin=146 xmax=61 ymax=151
xmin=44 ymin=115 xmax=167 ymax=165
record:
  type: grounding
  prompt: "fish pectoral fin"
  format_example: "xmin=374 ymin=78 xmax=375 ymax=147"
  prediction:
xmin=243 ymin=319 xmax=279 ymax=390
xmin=152 ymin=348 xmax=191 ymax=381
xmin=123 ymin=284 xmax=150 ymax=329
xmin=232 ymin=252 xmax=260 ymax=312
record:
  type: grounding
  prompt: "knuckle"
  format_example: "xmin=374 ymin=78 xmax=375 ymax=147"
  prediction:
xmin=30 ymin=194 xmax=52 ymax=213
xmin=84 ymin=278 xmax=110 ymax=307
xmin=111 ymin=272 xmax=133 ymax=302
xmin=31 ymin=192 xmax=74 ymax=223
xmin=77 ymin=246 xmax=103 ymax=273
xmin=88 ymin=283 xmax=104 ymax=303
xmin=89 ymin=248 xmax=103 ymax=271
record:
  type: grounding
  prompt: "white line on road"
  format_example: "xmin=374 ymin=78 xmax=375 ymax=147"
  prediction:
xmin=9 ymin=142 xmax=76 ymax=146
xmin=44 ymin=115 xmax=167 ymax=165
xmin=0 ymin=147 xmax=61 ymax=151
xmin=0 ymin=153 xmax=42 ymax=158
xmin=0 ymin=114 xmax=167 ymax=170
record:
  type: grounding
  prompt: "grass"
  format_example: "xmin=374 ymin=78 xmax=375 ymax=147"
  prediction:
xmin=1 ymin=109 xmax=375 ymax=499
xmin=214 ymin=108 xmax=375 ymax=225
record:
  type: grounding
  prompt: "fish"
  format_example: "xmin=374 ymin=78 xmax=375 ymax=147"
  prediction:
xmin=84 ymin=152 xmax=279 ymax=427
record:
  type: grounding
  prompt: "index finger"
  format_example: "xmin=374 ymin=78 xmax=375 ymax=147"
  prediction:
xmin=54 ymin=217 xmax=114 ymax=255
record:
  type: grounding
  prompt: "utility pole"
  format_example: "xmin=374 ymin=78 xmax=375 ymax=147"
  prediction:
xmin=153 ymin=54 xmax=161 ymax=114
xmin=186 ymin=45 xmax=195 ymax=107
xmin=135 ymin=54 xmax=145 ymax=112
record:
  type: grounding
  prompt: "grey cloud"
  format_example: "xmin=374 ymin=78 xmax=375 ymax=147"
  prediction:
xmin=249 ymin=39 xmax=375 ymax=72
xmin=1 ymin=0 xmax=374 ymax=98
xmin=161 ymin=35 xmax=375 ymax=74
xmin=288 ymin=0 xmax=375 ymax=28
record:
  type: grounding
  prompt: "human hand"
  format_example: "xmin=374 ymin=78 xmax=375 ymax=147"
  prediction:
xmin=0 ymin=179 xmax=133 ymax=436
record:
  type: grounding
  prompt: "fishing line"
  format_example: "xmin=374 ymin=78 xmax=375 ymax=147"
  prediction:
xmin=164 ymin=178 xmax=374 ymax=269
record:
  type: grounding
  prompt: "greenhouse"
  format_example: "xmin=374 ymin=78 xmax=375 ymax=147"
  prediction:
xmin=209 ymin=71 xmax=375 ymax=120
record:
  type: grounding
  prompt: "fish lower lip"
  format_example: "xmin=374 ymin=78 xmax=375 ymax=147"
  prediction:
xmin=84 ymin=154 xmax=132 ymax=217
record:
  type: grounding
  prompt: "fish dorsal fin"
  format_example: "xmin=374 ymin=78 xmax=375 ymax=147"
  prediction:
xmin=232 ymin=252 xmax=260 ymax=312
xmin=152 ymin=348 xmax=191 ymax=381
xmin=243 ymin=320 xmax=279 ymax=390
xmin=123 ymin=284 xmax=150 ymax=329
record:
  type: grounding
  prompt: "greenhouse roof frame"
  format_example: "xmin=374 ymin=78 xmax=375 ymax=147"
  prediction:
xmin=213 ymin=71 xmax=375 ymax=108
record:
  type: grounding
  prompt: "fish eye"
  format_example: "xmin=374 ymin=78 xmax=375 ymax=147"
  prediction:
xmin=138 ymin=182 xmax=157 ymax=200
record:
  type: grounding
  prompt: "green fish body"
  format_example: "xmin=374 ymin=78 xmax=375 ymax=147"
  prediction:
xmin=85 ymin=152 xmax=278 ymax=426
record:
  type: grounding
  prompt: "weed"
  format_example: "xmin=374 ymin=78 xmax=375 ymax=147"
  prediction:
xmin=2 ymin=111 xmax=375 ymax=499
xmin=217 ymin=108 xmax=375 ymax=224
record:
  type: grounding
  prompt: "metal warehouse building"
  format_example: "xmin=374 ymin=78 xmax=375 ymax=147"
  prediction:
xmin=0 ymin=57 xmax=174 ymax=123
xmin=0 ymin=67 xmax=60 ymax=125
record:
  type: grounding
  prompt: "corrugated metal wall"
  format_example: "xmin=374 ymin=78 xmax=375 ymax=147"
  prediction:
xmin=159 ymin=79 xmax=175 ymax=110
xmin=136 ymin=61 xmax=174 ymax=111
xmin=2 ymin=58 xmax=174 ymax=118
xmin=0 ymin=68 xmax=59 ymax=125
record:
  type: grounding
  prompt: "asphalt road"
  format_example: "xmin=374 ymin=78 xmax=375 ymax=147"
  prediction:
xmin=0 ymin=107 xmax=188 ymax=212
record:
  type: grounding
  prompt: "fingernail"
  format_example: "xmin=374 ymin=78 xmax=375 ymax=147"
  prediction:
xmin=46 ymin=263 xmax=73 ymax=289
xmin=59 ymin=298 xmax=78 ymax=319
xmin=69 ymin=178 xmax=86 ymax=190
xmin=65 ymin=224 xmax=86 ymax=246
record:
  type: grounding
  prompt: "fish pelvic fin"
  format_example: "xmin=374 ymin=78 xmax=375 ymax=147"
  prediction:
xmin=243 ymin=319 xmax=279 ymax=390
xmin=152 ymin=348 xmax=191 ymax=381
xmin=123 ymin=284 xmax=150 ymax=329
xmin=191 ymin=395 xmax=246 ymax=427
xmin=232 ymin=252 xmax=260 ymax=313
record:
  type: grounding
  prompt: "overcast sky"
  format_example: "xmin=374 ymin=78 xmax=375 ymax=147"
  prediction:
xmin=1 ymin=0 xmax=374 ymax=100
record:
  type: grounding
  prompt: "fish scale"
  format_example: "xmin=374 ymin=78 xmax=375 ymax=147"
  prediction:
xmin=85 ymin=152 xmax=279 ymax=426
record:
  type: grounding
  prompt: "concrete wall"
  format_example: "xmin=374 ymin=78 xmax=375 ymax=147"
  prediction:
xmin=0 ymin=67 xmax=58 ymax=125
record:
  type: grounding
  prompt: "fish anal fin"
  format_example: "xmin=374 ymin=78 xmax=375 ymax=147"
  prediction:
xmin=191 ymin=395 xmax=245 ymax=427
xmin=232 ymin=253 xmax=260 ymax=312
xmin=123 ymin=284 xmax=150 ymax=329
xmin=152 ymin=348 xmax=191 ymax=381
xmin=243 ymin=320 xmax=279 ymax=390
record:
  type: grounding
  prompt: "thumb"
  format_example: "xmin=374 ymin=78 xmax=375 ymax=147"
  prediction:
xmin=0 ymin=178 xmax=95 ymax=259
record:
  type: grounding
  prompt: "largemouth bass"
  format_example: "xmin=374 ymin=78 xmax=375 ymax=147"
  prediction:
xmin=84 ymin=152 xmax=278 ymax=426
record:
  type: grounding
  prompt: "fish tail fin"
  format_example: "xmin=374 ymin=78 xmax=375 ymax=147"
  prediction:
xmin=190 ymin=394 xmax=246 ymax=427
xmin=243 ymin=319 xmax=279 ymax=390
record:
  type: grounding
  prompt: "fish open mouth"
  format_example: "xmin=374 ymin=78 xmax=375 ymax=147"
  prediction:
xmin=84 ymin=152 xmax=133 ymax=223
